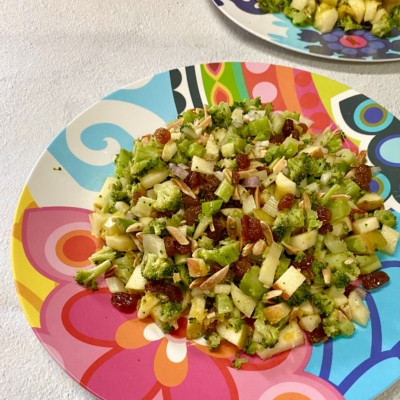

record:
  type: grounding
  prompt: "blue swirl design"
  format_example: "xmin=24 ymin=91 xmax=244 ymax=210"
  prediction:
xmin=105 ymin=72 xmax=178 ymax=123
xmin=47 ymin=124 xmax=134 ymax=192
xmin=230 ymin=0 xmax=264 ymax=14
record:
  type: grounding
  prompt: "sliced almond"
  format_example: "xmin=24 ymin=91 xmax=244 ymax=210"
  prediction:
xmin=357 ymin=150 xmax=367 ymax=164
xmin=104 ymin=265 xmax=117 ymax=279
xmin=281 ymin=241 xmax=300 ymax=254
xmin=226 ymin=216 xmax=237 ymax=240
xmin=197 ymin=115 xmax=212 ymax=131
xmin=242 ymin=243 xmax=254 ymax=257
xmin=167 ymin=226 xmax=189 ymax=245
xmin=171 ymin=178 xmax=197 ymax=199
xmin=302 ymin=192 xmax=311 ymax=211
xmin=260 ymin=221 xmax=274 ymax=246
xmin=209 ymin=221 xmax=215 ymax=232
xmin=203 ymin=104 xmax=209 ymax=119
xmin=255 ymin=186 xmax=261 ymax=209
xmin=168 ymin=118 xmax=184 ymax=131
xmin=344 ymin=257 xmax=355 ymax=265
xmin=322 ymin=267 xmax=332 ymax=285
xmin=238 ymin=168 xmax=258 ymax=180
xmin=200 ymin=265 xmax=230 ymax=290
xmin=272 ymin=157 xmax=287 ymax=175
xmin=126 ymin=222 xmax=145 ymax=233
xmin=330 ymin=194 xmax=351 ymax=200
xmin=130 ymin=235 xmax=143 ymax=252
xmin=190 ymin=237 xmax=199 ymax=253
xmin=344 ymin=169 xmax=356 ymax=179
xmin=187 ymin=258 xmax=208 ymax=277
xmin=264 ymin=289 xmax=283 ymax=300
xmin=252 ymin=239 xmax=267 ymax=256
xmin=231 ymin=185 xmax=240 ymax=200
xmin=189 ymin=277 xmax=208 ymax=289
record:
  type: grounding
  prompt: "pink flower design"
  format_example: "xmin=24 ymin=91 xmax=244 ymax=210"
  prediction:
xmin=22 ymin=206 xmax=344 ymax=399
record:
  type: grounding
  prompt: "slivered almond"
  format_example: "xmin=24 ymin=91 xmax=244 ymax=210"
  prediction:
xmin=242 ymin=243 xmax=254 ymax=257
xmin=290 ymin=306 xmax=299 ymax=322
xmin=252 ymin=239 xmax=266 ymax=256
xmin=282 ymin=241 xmax=300 ymax=254
xmin=167 ymin=226 xmax=189 ymax=245
xmin=255 ymin=187 xmax=261 ymax=209
xmin=204 ymin=104 xmax=209 ymax=119
xmin=179 ymin=220 xmax=187 ymax=226
xmin=264 ymin=289 xmax=283 ymax=300
xmin=190 ymin=238 xmax=198 ymax=253
xmin=322 ymin=267 xmax=332 ymax=285
xmin=131 ymin=235 xmax=143 ymax=252
xmin=226 ymin=216 xmax=237 ymax=240
xmin=200 ymin=265 xmax=230 ymax=290
xmin=302 ymin=193 xmax=311 ymax=211
xmin=357 ymin=150 xmax=367 ymax=164
xmin=238 ymin=169 xmax=258 ymax=180
xmin=330 ymin=194 xmax=351 ymax=200
xmin=344 ymin=257 xmax=355 ymax=265
xmin=209 ymin=221 xmax=215 ymax=232
xmin=189 ymin=277 xmax=208 ymax=289
xmin=168 ymin=118 xmax=184 ymax=131
xmin=104 ymin=265 xmax=117 ymax=279
xmin=232 ymin=186 xmax=240 ymax=200
xmin=260 ymin=221 xmax=274 ymax=246
xmin=272 ymin=157 xmax=287 ymax=175
xmin=133 ymin=254 xmax=141 ymax=268
xmin=344 ymin=169 xmax=356 ymax=179
xmin=171 ymin=178 xmax=197 ymax=199
xmin=126 ymin=222 xmax=145 ymax=233
xmin=136 ymin=232 xmax=143 ymax=242
xmin=197 ymin=115 xmax=212 ymax=130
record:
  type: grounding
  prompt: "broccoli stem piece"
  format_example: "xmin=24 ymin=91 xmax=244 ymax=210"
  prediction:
xmin=319 ymin=184 xmax=341 ymax=206
xmin=75 ymin=260 xmax=112 ymax=290
xmin=88 ymin=246 xmax=117 ymax=264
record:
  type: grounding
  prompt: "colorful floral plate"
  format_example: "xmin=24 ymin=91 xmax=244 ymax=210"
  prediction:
xmin=11 ymin=62 xmax=400 ymax=399
xmin=213 ymin=0 xmax=400 ymax=61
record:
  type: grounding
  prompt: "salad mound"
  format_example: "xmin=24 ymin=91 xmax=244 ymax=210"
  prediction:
xmin=75 ymin=98 xmax=398 ymax=365
xmin=257 ymin=0 xmax=400 ymax=37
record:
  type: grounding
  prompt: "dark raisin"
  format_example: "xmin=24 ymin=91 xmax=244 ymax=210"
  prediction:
xmin=174 ymin=242 xmax=191 ymax=255
xmin=233 ymin=259 xmax=252 ymax=278
xmin=353 ymin=164 xmax=372 ymax=192
xmin=145 ymin=282 xmax=183 ymax=303
xmin=292 ymin=254 xmax=314 ymax=272
xmin=305 ymin=322 xmax=328 ymax=344
xmin=111 ymin=292 xmax=141 ymax=313
xmin=132 ymin=191 xmax=143 ymax=206
xmin=163 ymin=236 xmax=176 ymax=257
xmin=278 ymin=193 xmax=295 ymax=211
xmin=269 ymin=134 xmax=284 ymax=144
xmin=184 ymin=171 xmax=202 ymax=189
xmin=184 ymin=205 xmax=202 ymax=226
xmin=154 ymin=127 xmax=171 ymax=144
xmin=182 ymin=193 xmax=199 ymax=207
xmin=361 ymin=271 xmax=390 ymax=290
xmin=156 ymin=210 xmax=175 ymax=218
xmin=236 ymin=153 xmax=250 ymax=170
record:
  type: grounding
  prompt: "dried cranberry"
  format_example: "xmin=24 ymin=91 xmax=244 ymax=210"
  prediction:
xmin=206 ymin=229 xmax=219 ymax=241
xmin=132 ymin=191 xmax=143 ymax=206
xmin=361 ymin=271 xmax=390 ymax=290
xmin=292 ymin=254 xmax=314 ymax=272
xmin=278 ymin=193 xmax=295 ymax=211
xmin=269 ymin=134 xmax=284 ymax=144
xmin=233 ymin=259 xmax=252 ymax=278
xmin=184 ymin=205 xmax=202 ymax=226
xmin=184 ymin=171 xmax=202 ymax=189
xmin=282 ymin=119 xmax=300 ymax=140
xmin=236 ymin=153 xmax=250 ymax=170
xmin=156 ymin=210 xmax=175 ymax=218
xmin=316 ymin=206 xmax=332 ymax=224
xmin=210 ymin=262 xmax=223 ymax=274
xmin=344 ymin=283 xmax=356 ymax=297
xmin=163 ymin=236 xmax=176 ymax=257
xmin=203 ymin=192 xmax=218 ymax=202
xmin=318 ymin=223 xmax=333 ymax=234
xmin=111 ymin=292 xmax=140 ymax=313
xmin=145 ymin=282 xmax=183 ymax=303
xmin=154 ymin=127 xmax=171 ymax=144
xmin=222 ymin=199 xmax=242 ymax=209
xmin=305 ymin=322 xmax=328 ymax=344
xmin=353 ymin=164 xmax=372 ymax=191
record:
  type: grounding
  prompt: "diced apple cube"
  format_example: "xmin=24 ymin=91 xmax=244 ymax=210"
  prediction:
xmin=259 ymin=242 xmax=283 ymax=287
xmin=289 ymin=229 xmax=318 ymax=252
xmin=191 ymin=155 xmax=214 ymax=175
xmin=125 ymin=265 xmax=147 ymax=292
xmin=272 ymin=266 xmax=306 ymax=300
xmin=230 ymin=283 xmax=257 ymax=318
xmin=216 ymin=321 xmax=248 ymax=350
xmin=275 ymin=172 xmax=296 ymax=200
xmin=352 ymin=217 xmax=380 ymax=235
xmin=263 ymin=302 xmax=291 ymax=324
xmin=380 ymin=224 xmax=400 ymax=255
xmin=357 ymin=193 xmax=384 ymax=211
xmin=348 ymin=291 xmax=370 ymax=326
xmin=299 ymin=314 xmax=321 ymax=332
xmin=256 ymin=321 xmax=305 ymax=360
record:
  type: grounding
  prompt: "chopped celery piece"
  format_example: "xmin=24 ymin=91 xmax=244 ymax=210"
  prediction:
xmin=187 ymin=143 xmax=206 ymax=158
xmin=202 ymin=200 xmax=223 ymax=216
xmin=215 ymin=179 xmax=235 ymax=203
xmin=216 ymin=294 xmax=234 ymax=314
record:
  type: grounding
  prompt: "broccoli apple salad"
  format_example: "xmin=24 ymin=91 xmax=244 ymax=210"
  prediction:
xmin=256 ymin=0 xmax=400 ymax=37
xmin=75 ymin=98 xmax=399 ymax=367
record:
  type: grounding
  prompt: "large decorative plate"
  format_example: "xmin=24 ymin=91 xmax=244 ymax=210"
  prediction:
xmin=11 ymin=62 xmax=400 ymax=399
xmin=213 ymin=0 xmax=400 ymax=61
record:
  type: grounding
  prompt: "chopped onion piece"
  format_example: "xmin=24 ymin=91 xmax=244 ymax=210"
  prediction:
xmin=299 ymin=115 xmax=314 ymax=128
xmin=355 ymin=287 xmax=367 ymax=299
xmin=169 ymin=164 xmax=189 ymax=180
xmin=213 ymin=171 xmax=224 ymax=181
xmin=178 ymin=163 xmax=189 ymax=170
xmin=242 ymin=176 xmax=261 ymax=187
xmin=320 ymin=171 xmax=332 ymax=186
xmin=181 ymin=126 xmax=198 ymax=139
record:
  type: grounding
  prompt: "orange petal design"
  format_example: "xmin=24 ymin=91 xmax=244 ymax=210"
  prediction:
xmin=154 ymin=338 xmax=188 ymax=387
xmin=193 ymin=341 xmax=237 ymax=358
xmin=211 ymin=82 xmax=233 ymax=106
xmin=274 ymin=393 xmax=311 ymax=400
xmin=115 ymin=318 xmax=153 ymax=349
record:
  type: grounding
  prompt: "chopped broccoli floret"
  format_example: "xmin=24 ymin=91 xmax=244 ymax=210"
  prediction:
xmin=197 ymin=243 xmax=240 ymax=267
xmin=311 ymin=293 xmax=335 ymax=317
xmin=371 ymin=13 xmax=395 ymax=37
xmin=197 ymin=235 xmax=215 ymax=250
xmin=231 ymin=97 xmax=270 ymax=113
xmin=334 ymin=255 xmax=361 ymax=281
xmin=284 ymin=6 xmax=312 ymax=26
xmin=244 ymin=338 xmax=265 ymax=355
xmin=161 ymin=301 xmax=182 ymax=322
xmin=131 ymin=140 xmax=165 ymax=177
xmin=75 ymin=260 xmax=112 ymax=290
xmin=306 ymin=209 xmax=323 ymax=231
xmin=177 ymin=264 xmax=194 ymax=287
xmin=272 ymin=207 xmax=305 ymax=240
xmin=392 ymin=5 xmax=400 ymax=27
xmin=374 ymin=209 xmax=397 ymax=228
xmin=323 ymin=309 xmax=355 ymax=338
xmin=254 ymin=319 xmax=280 ymax=348
xmin=331 ymin=270 xmax=351 ymax=289
xmin=143 ymin=218 xmax=169 ymax=236
xmin=338 ymin=16 xmax=362 ymax=31
xmin=287 ymin=153 xmax=313 ymax=184
xmin=89 ymin=246 xmax=117 ymax=264
xmin=287 ymin=282 xmax=311 ymax=306
xmin=114 ymin=148 xmax=132 ymax=179
xmin=231 ymin=353 xmax=249 ymax=369
xmin=227 ymin=317 xmax=245 ymax=332
xmin=207 ymin=101 xmax=232 ymax=129
xmin=153 ymin=180 xmax=182 ymax=212
xmin=205 ymin=332 xmax=222 ymax=351
xmin=141 ymin=253 xmax=175 ymax=281
xmin=257 ymin=0 xmax=290 ymax=13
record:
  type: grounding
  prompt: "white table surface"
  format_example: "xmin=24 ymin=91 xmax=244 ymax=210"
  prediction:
xmin=1 ymin=0 xmax=399 ymax=399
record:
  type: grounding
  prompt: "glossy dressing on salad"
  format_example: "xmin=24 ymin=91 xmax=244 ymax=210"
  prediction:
xmin=75 ymin=98 xmax=398 ymax=367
